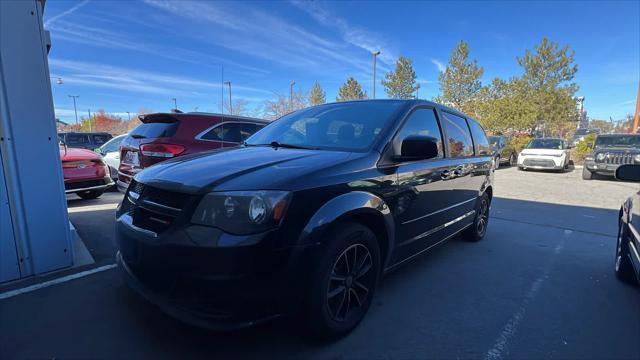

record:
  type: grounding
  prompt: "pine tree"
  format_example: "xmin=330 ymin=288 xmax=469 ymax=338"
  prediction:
xmin=516 ymin=38 xmax=579 ymax=135
xmin=308 ymin=81 xmax=326 ymax=106
xmin=435 ymin=40 xmax=484 ymax=115
xmin=336 ymin=77 xmax=367 ymax=101
xmin=381 ymin=56 xmax=419 ymax=99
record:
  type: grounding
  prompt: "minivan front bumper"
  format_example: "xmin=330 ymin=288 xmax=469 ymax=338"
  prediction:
xmin=115 ymin=216 xmax=320 ymax=330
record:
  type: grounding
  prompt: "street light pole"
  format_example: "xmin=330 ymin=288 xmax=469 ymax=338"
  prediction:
xmin=415 ymin=84 xmax=420 ymax=99
xmin=126 ymin=111 xmax=131 ymax=121
xmin=290 ymin=80 xmax=295 ymax=112
xmin=171 ymin=98 xmax=177 ymax=111
xmin=68 ymin=95 xmax=79 ymax=127
xmin=372 ymin=51 xmax=380 ymax=99
xmin=224 ymin=81 xmax=232 ymax=114
xmin=87 ymin=109 xmax=92 ymax=132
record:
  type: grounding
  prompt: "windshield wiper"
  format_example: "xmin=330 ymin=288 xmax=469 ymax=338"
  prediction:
xmin=244 ymin=141 xmax=317 ymax=150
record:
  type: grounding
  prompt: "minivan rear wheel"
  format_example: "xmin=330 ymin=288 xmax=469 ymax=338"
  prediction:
xmin=464 ymin=192 xmax=490 ymax=242
xmin=615 ymin=221 xmax=637 ymax=285
xmin=306 ymin=222 xmax=380 ymax=339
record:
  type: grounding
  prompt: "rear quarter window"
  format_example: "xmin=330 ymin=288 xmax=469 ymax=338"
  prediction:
xmin=92 ymin=134 xmax=112 ymax=145
xmin=130 ymin=122 xmax=178 ymax=138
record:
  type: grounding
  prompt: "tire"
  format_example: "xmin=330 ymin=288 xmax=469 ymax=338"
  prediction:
xmin=615 ymin=220 xmax=638 ymax=285
xmin=76 ymin=189 xmax=104 ymax=200
xmin=464 ymin=192 xmax=490 ymax=242
xmin=306 ymin=222 xmax=381 ymax=340
xmin=582 ymin=167 xmax=593 ymax=180
xmin=509 ymin=153 xmax=517 ymax=167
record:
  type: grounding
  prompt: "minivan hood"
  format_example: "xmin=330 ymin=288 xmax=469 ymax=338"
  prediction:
xmin=135 ymin=146 xmax=355 ymax=193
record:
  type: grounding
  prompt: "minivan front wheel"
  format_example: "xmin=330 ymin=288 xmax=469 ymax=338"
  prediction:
xmin=306 ymin=222 xmax=380 ymax=339
xmin=464 ymin=192 xmax=490 ymax=242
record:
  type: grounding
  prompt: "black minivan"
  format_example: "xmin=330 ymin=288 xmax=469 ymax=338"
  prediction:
xmin=116 ymin=100 xmax=494 ymax=338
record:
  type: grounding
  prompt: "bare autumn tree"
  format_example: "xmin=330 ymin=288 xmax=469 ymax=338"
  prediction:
xmin=263 ymin=90 xmax=307 ymax=120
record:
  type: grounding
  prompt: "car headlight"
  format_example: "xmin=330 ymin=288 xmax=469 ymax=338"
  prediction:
xmin=634 ymin=154 xmax=640 ymax=163
xmin=596 ymin=153 xmax=606 ymax=161
xmin=585 ymin=155 xmax=594 ymax=161
xmin=191 ymin=191 xmax=291 ymax=234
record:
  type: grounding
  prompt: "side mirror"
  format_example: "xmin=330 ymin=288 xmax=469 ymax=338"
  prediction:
xmin=395 ymin=135 xmax=439 ymax=161
xmin=615 ymin=164 xmax=640 ymax=181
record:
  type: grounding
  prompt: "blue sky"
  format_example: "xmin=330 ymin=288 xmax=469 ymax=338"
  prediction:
xmin=45 ymin=0 xmax=639 ymax=124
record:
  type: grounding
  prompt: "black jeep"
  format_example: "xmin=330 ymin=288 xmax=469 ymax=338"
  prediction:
xmin=583 ymin=134 xmax=640 ymax=180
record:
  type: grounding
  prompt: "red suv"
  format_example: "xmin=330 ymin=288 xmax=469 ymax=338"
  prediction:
xmin=117 ymin=112 xmax=267 ymax=191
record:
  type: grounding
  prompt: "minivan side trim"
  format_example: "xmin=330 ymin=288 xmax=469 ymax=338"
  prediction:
xmin=406 ymin=209 xmax=476 ymax=244
xmin=402 ymin=197 xmax=476 ymax=225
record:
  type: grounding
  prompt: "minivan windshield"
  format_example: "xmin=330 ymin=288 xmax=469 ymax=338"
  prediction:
xmin=246 ymin=101 xmax=404 ymax=151
xmin=595 ymin=135 xmax=640 ymax=148
xmin=527 ymin=139 xmax=564 ymax=149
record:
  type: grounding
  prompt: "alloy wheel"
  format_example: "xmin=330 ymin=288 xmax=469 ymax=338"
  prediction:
xmin=326 ymin=243 xmax=374 ymax=322
xmin=477 ymin=198 xmax=489 ymax=235
xmin=616 ymin=223 xmax=624 ymax=272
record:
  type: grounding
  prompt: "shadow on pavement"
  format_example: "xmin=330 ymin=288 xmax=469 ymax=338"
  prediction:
xmin=1 ymin=197 xmax=638 ymax=359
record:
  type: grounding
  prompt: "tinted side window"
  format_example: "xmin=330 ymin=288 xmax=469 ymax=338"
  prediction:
xmin=201 ymin=122 xmax=259 ymax=143
xmin=441 ymin=112 xmax=474 ymax=157
xmin=467 ymin=120 xmax=491 ymax=155
xmin=395 ymin=108 xmax=444 ymax=158
xmin=92 ymin=134 xmax=111 ymax=146
xmin=66 ymin=134 xmax=89 ymax=145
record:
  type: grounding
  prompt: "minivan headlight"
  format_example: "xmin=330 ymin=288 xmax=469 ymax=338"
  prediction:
xmin=634 ymin=154 xmax=640 ymax=163
xmin=191 ymin=191 xmax=291 ymax=235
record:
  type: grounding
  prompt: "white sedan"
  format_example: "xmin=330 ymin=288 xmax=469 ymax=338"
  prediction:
xmin=518 ymin=138 xmax=571 ymax=172
xmin=95 ymin=134 xmax=127 ymax=180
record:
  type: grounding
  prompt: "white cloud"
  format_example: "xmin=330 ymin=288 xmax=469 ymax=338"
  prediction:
xmin=44 ymin=0 xmax=90 ymax=27
xmin=142 ymin=0 xmax=375 ymax=74
xmin=290 ymin=0 xmax=396 ymax=65
xmin=431 ymin=59 xmax=446 ymax=72
xmin=48 ymin=20 xmax=270 ymax=77
xmin=48 ymin=58 xmax=272 ymax=97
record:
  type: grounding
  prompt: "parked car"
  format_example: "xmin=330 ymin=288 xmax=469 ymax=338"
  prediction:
xmin=570 ymin=128 xmax=599 ymax=147
xmin=58 ymin=132 xmax=113 ymax=150
xmin=488 ymin=135 xmax=517 ymax=168
xmin=613 ymin=164 xmax=640 ymax=286
xmin=583 ymin=134 xmax=640 ymax=180
xmin=518 ymin=138 xmax=570 ymax=171
xmin=116 ymin=100 xmax=494 ymax=338
xmin=60 ymin=146 xmax=113 ymax=199
xmin=95 ymin=134 xmax=127 ymax=181
xmin=117 ymin=112 xmax=268 ymax=192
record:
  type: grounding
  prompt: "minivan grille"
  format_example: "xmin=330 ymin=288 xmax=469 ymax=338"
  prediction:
xmin=125 ymin=180 xmax=196 ymax=235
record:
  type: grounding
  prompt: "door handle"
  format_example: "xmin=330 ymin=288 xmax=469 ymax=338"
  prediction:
xmin=441 ymin=170 xmax=451 ymax=180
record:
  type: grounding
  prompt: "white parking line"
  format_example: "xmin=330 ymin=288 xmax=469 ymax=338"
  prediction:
xmin=485 ymin=231 xmax=568 ymax=360
xmin=0 ymin=264 xmax=117 ymax=301
xmin=67 ymin=203 xmax=118 ymax=213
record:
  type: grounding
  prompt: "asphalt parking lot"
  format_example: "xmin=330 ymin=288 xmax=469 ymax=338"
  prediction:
xmin=1 ymin=166 xmax=639 ymax=359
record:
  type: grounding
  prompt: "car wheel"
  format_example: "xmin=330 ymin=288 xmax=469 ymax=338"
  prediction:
xmin=77 ymin=189 xmax=104 ymax=200
xmin=582 ymin=167 xmax=593 ymax=180
xmin=615 ymin=220 xmax=637 ymax=285
xmin=509 ymin=153 xmax=517 ymax=167
xmin=464 ymin=192 xmax=490 ymax=242
xmin=306 ymin=222 xmax=380 ymax=339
